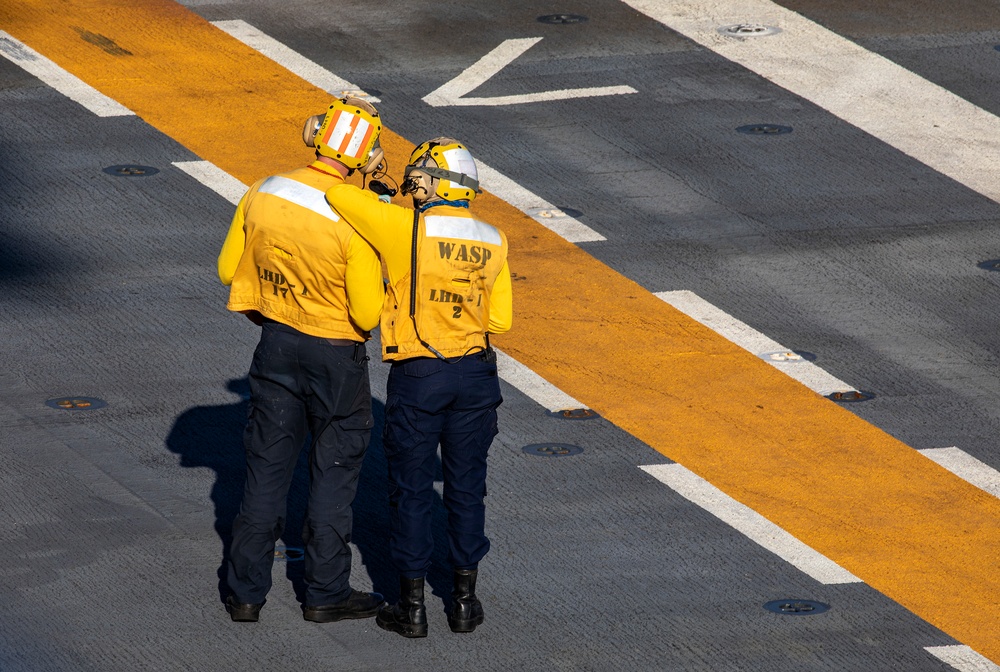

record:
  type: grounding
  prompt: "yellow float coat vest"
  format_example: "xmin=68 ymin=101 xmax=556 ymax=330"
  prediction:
xmin=383 ymin=210 xmax=508 ymax=361
xmin=224 ymin=166 xmax=375 ymax=340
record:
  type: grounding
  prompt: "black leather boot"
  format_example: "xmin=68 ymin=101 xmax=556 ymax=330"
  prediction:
xmin=448 ymin=569 xmax=484 ymax=633
xmin=376 ymin=577 xmax=428 ymax=638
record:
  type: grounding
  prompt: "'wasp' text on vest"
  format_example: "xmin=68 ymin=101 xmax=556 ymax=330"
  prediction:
xmin=438 ymin=242 xmax=493 ymax=265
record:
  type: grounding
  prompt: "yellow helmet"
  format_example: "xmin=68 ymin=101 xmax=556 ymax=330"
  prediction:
xmin=301 ymin=97 xmax=383 ymax=174
xmin=402 ymin=137 xmax=480 ymax=204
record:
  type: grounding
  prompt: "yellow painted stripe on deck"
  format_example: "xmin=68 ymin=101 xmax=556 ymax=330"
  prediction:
xmin=2 ymin=0 xmax=996 ymax=659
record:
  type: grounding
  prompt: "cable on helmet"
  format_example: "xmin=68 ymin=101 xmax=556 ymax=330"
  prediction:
xmin=366 ymin=156 xmax=399 ymax=198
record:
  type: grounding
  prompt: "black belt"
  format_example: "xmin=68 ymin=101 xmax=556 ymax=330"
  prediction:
xmin=324 ymin=338 xmax=360 ymax=347
xmin=391 ymin=346 xmax=495 ymax=365
xmin=259 ymin=318 xmax=366 ymax=360
xmin=325 ymin=338 xmax=367 ymax=363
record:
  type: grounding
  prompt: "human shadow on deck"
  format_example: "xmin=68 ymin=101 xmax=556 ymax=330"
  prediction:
xmin=164 ymin=379 xmax=453 ymax=610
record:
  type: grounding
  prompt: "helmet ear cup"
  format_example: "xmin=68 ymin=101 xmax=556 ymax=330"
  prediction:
xmin=358 ymin=142 xmax=384 ymax=175
xmin=302 ymin=114 xmax=325 ymax=148
xmin=401 ymin=167 xmax=433 ymax=202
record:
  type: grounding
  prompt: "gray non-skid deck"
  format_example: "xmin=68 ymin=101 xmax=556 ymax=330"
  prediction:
xmin=2 ymin=0 xmax=997 ymax=669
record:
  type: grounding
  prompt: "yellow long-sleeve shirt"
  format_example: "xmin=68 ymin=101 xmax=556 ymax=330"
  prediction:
xmin=326 ymin=184 xmax=512 ymax=360
xmin=218 ymin=161 xmax=384 ymax=338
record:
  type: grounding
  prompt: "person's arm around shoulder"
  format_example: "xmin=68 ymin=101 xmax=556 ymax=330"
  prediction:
xmin=488 ymin=259 xmax=513 ymax=334
xmin=344 ymin=231 xmax=385 ymax=332
xmin=326 ymin=184 xmax=409 ymax=259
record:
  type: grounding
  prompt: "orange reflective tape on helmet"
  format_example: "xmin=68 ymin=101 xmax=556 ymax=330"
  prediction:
xmin=302 ymin=98 xmax=383 ymax=173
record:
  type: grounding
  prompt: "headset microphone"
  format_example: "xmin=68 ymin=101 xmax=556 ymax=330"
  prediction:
xmin=400 ymin=177 xmax=421 ymax=196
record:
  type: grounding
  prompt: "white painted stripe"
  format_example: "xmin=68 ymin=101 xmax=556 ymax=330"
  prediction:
xmin=423 ymin=38 xmax=637 ymax=107
xmin=211 ymin=20 xmax=380 ymax=102
xmin=925 ymin=645 xmax=1000 ymax=672
xmin=476 ymin=162 xmax=606 ymax=243
xmin=424 ymin=216 xmax=502 ymax=246
xmin=258 ymin=176 xmax=340 ymax=222
xmin=495 ymin=349 xmax=584 ymax=413
xmin=918 ymin=448 xmax=1000 ymax=499
xmin=620 ymin=0 xmax=1000 ymax=206
xmin=655 ymin=290 xmax=855 ymax=396
xmin=0 ymin=31 xmax=133 ymax=117
xmin=172 ymin=160 xmax=247 ymax=205
xmin=641 ymin=463 xmax=861 ymax=584
xmin=430 ymin=85 xmax=640 ymax=108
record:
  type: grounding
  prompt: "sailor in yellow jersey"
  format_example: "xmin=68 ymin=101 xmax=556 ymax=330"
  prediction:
xmin=217 ymin=98 xmax=386 ymax=624
xmin=325 ymin=138 xmax=512 ymax=638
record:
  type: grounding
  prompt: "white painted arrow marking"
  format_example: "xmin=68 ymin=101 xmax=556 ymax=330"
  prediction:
xmin=423 ymin=37 xmax=637 ymax=107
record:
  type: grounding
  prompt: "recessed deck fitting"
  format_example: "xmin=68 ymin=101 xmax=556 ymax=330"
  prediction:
xmin=45 ymin=397 xmax=107 ymax=410
xmin=547 ymin=408 xmax=600 ymax=420
xmin=274 ymin=545 xmax=304 ymax=562
xmin=103 ymin=165 xmax=159 ymax=177
xmin=977 ymin=259 xmax=1000 ymax=272
xmin=763 ymin=599 xmax=830 ymax=615
xmin=537 ymin=14 xmax=588 ymax=24
xmin=719 ymin=24 xmax=782 ymax=37
xmin=523 ymin=443 xmax=583 ymax=457
xmin=736 ymin=124 xmax=793 ymax=135
xmin=526 ymin=207 xmax=584 ymax=221
xmin=827 ymin=390 xmax=874 ymax=403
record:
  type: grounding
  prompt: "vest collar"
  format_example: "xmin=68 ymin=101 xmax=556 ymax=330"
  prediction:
xmin=417 ymin=200 xmax=469 ymax=213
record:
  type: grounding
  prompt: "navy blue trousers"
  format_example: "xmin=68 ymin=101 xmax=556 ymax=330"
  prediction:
xmin=382 ymin=351 xmax=502 ymax=578
xmin=227 ymin=321 xmax=373 ymax=606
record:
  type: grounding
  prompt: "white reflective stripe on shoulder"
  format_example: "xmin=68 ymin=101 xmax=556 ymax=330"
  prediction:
xmin=258 ymin=176 xmax=340 ymax=222
xmin=424 ymin=215 xmax=501 ymax=246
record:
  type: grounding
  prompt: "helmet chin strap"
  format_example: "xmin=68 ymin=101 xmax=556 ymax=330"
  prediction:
xmin=417 ymin=199 xmax=468 ymax=212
